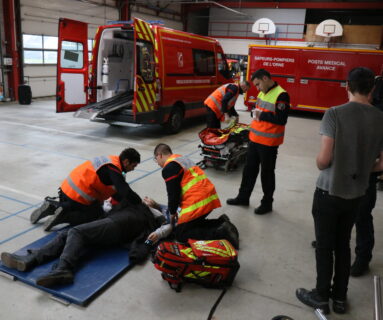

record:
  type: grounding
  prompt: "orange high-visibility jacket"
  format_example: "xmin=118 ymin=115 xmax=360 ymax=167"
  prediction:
xmin=204 ymin=84 xmax=239 ymax=121
xmin=164 ymin=154 xmax=221 ymax=224
xmin=61 ymin=155 xmax=122 ymax=205
xmin=249 ymin=85 xmax=286 ymax=146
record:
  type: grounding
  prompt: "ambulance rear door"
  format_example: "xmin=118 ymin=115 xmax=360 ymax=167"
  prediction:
xmin=133 ymin=18 xmax=157 ymax=120
xmin=56 ymin=18 xmax=89 ymax=112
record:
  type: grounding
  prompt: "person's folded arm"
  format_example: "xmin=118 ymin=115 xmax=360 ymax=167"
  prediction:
xmin=107 ymin=165 xmax=141 ymax=204
xmin=316 ymin=135 xmax=334 ymax=170
xmin=258 ymin=92 xmax=290 ymax=125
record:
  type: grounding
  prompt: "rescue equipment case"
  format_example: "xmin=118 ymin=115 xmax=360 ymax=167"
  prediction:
xmin=153 ymin=239 xmax=240 ymax=292
xmin=197 ymin=123 xmax=249 ymax=172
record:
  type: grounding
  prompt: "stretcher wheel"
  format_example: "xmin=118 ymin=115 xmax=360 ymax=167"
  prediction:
xmin=196 ymin=160 xmax=206 ymax=169
xmin=224 ymin=155 xmax=239 ymax=173
xmin=169 ymin=282 xmax=182 ymax=292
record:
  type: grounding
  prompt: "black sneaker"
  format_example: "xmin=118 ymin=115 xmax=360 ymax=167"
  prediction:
xmin=295 ymin=288 xmax=330 ymax=314
xmin=254 ymin=205 xmax=272 ymax=215
xmin=350 ymin=259 xmax=369 ymax=277
xmin=1 ymin=252 xmax=37 ymax=271
xmin=30 ymin=200 xmax=57 ymax=224
xmin=44 ymin=207 xmax=67 ymax=231
xmin=226 ymin=197 xmax=249 ymax=206
xmin=332 ymin=299 xmax=347 ymax=314
xmin=36 ymin=269 xmax=74 ymax=288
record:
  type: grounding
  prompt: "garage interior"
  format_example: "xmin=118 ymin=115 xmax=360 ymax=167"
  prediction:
xmin=0 ymin=1 xmax=382 ymax=320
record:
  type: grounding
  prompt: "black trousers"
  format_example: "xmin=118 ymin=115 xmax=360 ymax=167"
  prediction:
xmin=30 ymin=217 xmax=125 ymax=270
xmin=354 ymin=174 xmax=377 ymax=264
xmin=59 ymin=190 xmax=105 ymax=226
xmin=205 ymin=106 xmax=221 ymax=129
xmin=238 ymin=141 xmax=278 ymax=206
xmin=312 ymin=188 xmax=361 ymax=300
xmin=174 ymin=213 xmax=223 ymax=243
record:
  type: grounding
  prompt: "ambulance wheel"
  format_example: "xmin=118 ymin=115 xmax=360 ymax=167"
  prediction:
xmin=164 ymin=106 xmax=183 ymax=134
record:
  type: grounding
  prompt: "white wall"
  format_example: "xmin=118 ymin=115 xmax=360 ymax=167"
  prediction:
xmin=209 ymin=7 xmax=306 ymax=56
xmin=216 ymin=38 xmax=309 ymax=56
xmin=21 ymin=0 xmax=119 ymax=98
xmin=21 ymin=0 xmax=118 ymax=36
xmin=130 ymin=11 xmax=183 ymax=30
xmin=209 ymin=7 xmax=306 ymax=39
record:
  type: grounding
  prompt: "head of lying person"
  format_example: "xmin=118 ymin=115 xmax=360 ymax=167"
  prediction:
xmin=109 ymin=202 xmax=166 ymax=228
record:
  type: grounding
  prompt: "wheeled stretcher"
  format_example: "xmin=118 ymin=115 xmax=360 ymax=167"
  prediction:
xmin=197 ymin=123 xmax=250 ymax=172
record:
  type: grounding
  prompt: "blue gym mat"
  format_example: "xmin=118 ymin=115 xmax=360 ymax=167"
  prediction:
xmin=0 ymin=230 xmax=131 ymax=306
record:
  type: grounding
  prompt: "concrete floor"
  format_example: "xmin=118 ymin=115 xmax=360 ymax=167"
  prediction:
xmin=0 ymin=98 xmax=381 ymax=320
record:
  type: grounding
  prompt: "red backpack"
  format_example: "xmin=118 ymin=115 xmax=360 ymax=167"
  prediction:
xmin=153 ymin=239 xmax=240 ymax=292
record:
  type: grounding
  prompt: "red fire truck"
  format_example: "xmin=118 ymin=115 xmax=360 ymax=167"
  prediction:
xmin=246 ymin=45 xmax=383 ymax=112
xmin=56 ymin=18 xmax=234 ymax=133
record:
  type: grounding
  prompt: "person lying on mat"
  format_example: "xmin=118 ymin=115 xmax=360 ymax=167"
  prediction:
xmin=1 ymin=202 xmax=172 ymax=288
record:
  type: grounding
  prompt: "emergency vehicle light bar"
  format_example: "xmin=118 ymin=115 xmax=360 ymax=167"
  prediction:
xmin=107 ymin=20 xmax=164 ymax=26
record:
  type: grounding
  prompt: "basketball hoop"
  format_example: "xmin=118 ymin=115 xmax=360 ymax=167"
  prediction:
xmin=315 ymin=19 xmax=343 ymax=38
xmin=252 ymin=18 xmax=276 ymax=37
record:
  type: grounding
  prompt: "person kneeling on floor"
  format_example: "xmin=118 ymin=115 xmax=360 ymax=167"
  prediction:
xmin=153 ymin=143 xmax=239 ymax=249
xmin=30 ymin=148 xmax=142 ymax=231
xmin=1 ymin=202 xmax=172 ymax=288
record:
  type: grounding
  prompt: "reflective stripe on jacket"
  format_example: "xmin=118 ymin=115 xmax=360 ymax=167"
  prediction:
xmin=164 ymin=154 xmax=221 ymax=224
xmin=61 ymin=155 xmax=122 ymax=205
xmin=204 ymin=84 xmax=239 ymax=121
xmin=249 ymin=85 xmax=286 ymax=146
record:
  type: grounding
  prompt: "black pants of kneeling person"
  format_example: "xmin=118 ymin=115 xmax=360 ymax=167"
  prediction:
xmin=205 ymin=106 xmax=221 ymax=129
xmin=237 ymin=141 xmax=278 ymax=206
xmin=354 ymin=174 xmax=377 ymax=265
xmin=58 ymin=190 xmax=105 ymax=226
xmin=312 ymin=188 xmax=361 ymax=301
xmin=28 ymin=217 xmax=131 ymax=271
xmin=174 ymin=213 xmax=223 ymax=243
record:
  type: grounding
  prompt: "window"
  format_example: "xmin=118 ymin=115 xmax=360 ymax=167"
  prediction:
xmin=193 ymin=49 xmax=215 ymax=76
xmin=44 ymin=36 xmax=58 ymax=50
xmin=137 ymin=41 xmax=155 ymax=83
xmin=22 ymin=34 xmax=93 ymax=65
xmin=24 ymin=50 xmax=43 ymax=64
xmin=23 ymin=35 xmax=42 ymax=49
xmin=23 ymin=34 xmax=57 ymax=64
xmin=217 ymin=52 xmax=234 ymax=79
xmin=88 ymin=39 xmax=94 ymax=62
xmin=60 ymin=41 xmax=84 ymax=69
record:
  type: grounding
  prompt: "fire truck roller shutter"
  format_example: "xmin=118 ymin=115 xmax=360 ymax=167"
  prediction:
xmin=163 ymin=103 xmax=184 ymax=134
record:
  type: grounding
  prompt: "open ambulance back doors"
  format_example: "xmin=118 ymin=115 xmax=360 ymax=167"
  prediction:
xmin=56 ymin=18 xmax=233 ymax=133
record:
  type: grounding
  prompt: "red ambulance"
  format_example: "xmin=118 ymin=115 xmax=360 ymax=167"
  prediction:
xmin=246 ymin=45 xmax=383 ymax=112
xmin=56 ymin=18 xmax=233 ymax=133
